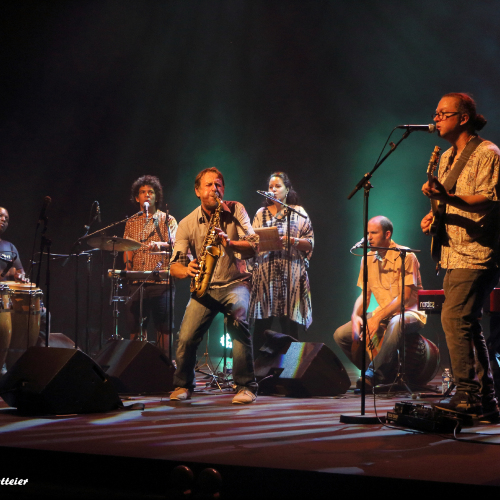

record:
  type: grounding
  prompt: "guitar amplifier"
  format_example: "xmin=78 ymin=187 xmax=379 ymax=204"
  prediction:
xmin=418 ymin=289 xmax=445 ymax=314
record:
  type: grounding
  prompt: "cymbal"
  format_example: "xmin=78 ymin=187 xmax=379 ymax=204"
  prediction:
xmin=87 ymin=236 xmax=141 ymax=252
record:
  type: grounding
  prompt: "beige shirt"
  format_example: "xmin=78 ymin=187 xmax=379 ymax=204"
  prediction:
xmin=357 ymin=240 xmax=426 ymax=324
xmin=438 ymin=140 xmax=500 ymax=269
xmin=171 ymin=201 xmax=257 ymax=287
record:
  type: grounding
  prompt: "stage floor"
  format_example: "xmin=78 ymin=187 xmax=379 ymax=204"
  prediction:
xmin=2 ymin=374 xmax=500 ymax=499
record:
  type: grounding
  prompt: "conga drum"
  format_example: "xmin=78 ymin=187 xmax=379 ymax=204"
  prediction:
xmin=0 ymin=283 xmax=12 ymax=368
xmin=405 ymin=334 xmax=440 ymax=386
xmin=5 ymin=282 xmax=43 ymax=370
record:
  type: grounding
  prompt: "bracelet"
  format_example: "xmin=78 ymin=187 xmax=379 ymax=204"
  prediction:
xmin=293 ymin=238 xmax=299 ymax=247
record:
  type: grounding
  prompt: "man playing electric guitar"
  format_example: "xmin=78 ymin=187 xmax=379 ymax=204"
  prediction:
xmin=421 ymin=92 xmax=500 ymax=419
xmin=334 ymin=216 xmax=426 ymax=388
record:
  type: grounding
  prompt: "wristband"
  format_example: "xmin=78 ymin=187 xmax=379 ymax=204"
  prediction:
xmin=293 ymin=238 xmax=299 ymax=247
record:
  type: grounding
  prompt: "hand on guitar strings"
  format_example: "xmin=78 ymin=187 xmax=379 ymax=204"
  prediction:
xmin=421 ymin=212 xmax=433 ymax=235
xmin=422 ymin=177 xmax=448 ymax=202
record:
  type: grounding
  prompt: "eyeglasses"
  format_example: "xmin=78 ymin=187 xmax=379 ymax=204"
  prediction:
xmin=431 ymin=111 xmax=460 ymax=121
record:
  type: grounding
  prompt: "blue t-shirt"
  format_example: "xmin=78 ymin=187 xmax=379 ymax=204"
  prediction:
xmin=0 ymin=239 xmax=23 ymax=278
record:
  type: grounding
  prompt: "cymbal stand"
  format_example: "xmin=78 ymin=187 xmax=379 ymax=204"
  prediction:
xmin=196 ymin=330 xmax=221 ymax=390
xmin=109 ymin=241 xmax=125 ymax=341
xmin=213 ymin=317 xmax=233 ymax=390
xmin=125 ymin=259 xmax=164 ymax=342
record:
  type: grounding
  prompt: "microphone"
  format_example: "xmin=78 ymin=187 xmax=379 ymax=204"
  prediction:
xmin=396 ymin=124 xmax=436 ymax=133
xmin=95 ymin=201 xmax=101 ymax=222
xmin=38 ymin=196 xmax=52 ymax=223
xmin=350 ymin=237 xmax=365 ymax=252
xmin=256 ymin=190 xmax=275 ymax=197
xmin=143 ymin=201 xmax=149 ymax=219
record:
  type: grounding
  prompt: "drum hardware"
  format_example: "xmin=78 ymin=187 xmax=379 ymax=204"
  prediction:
xmin=25 ymin=196 xmax=52 ymax=351
xmin=0 ymin=284 xmax=13 ymax=368
xmin=123 ymin=260 xmax=165 ymax=343
xmin=211 ymin=317 xmax=234 ymax=391
xmin=195 ymin=330 xmax=220 ymax=389
xmin=87 ymin=235 xmax=144 ymax=253
xmin=61 ymin=210 xmax=144 ymax=350
xmin=3 ymin=282 xmax=43 ymax=370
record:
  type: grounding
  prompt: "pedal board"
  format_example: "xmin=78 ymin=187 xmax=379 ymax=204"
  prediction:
xmin=387 ymin=401 xmax=464 ymax=433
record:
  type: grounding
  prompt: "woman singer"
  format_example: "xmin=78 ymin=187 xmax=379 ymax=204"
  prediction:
xmin=249 ymin=171 xmax=314 ymax=355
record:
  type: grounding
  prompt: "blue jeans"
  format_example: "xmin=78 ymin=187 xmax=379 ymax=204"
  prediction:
xmin=441 ymin=268 xmax=499 ymax=399
xmin=334 ymin=312 xmax=423 ymax=384
xmin=174 ymin=281 xmax=258 ymax=393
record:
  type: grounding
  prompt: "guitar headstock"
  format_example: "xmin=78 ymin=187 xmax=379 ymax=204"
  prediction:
xmin=426 ymin=145 xmax=441 ymax=182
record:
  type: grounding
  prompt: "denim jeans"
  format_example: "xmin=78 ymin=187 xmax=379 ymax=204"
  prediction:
xmin=441 ymin=267 xmax=500 ymax=399
xmin=334 ymin=312 xmax=423 ymax=384
xmin=174 ymin=281 xmax=258 ymax=393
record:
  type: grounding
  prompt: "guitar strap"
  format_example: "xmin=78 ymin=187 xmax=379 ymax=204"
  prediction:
xmin=441 ymin=136 xmax=483 ymax=192
xmin=432 ymin=136 xmax=483 ymax=262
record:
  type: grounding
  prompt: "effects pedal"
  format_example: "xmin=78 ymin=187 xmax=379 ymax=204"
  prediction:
xmin=387 ymin=401 xmax=463 ymax=433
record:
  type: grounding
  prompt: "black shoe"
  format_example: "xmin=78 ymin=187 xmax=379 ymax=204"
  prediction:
xmin=433 ymin=391 xmax=482 ymax=416
xmin=481 ymin=398 xmax=500 ymax=423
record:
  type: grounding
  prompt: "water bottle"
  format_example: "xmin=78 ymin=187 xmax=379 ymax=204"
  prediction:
xmin=442 ymin=368 xmax=452 ymax=394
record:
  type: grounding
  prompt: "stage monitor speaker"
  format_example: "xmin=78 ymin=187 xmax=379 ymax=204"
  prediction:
xmin=0 ymin=347 xmax=123 ymax=415
xmin=36 ymin=332 xmax=76 ymax=349
xmin=94 ymin=340 xmax=175 ymax=394
xmin=255 ymin=339 xmax=351 ymax=397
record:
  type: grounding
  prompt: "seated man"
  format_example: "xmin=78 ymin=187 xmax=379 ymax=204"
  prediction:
xmin=334 ymin=216 xmax=426 ymax=387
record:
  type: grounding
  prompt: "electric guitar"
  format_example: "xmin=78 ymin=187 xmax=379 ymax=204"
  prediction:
xmin=426 ymin=145 xmax=443 ymax=270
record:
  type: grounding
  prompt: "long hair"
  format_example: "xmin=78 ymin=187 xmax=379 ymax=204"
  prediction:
xmin=263 ymin=171 xmax=301 ymax=206
xmin=443 ymin=92 xmax=487 ymax=132
xmin=130 ymin=175 xmax=164 ymax=210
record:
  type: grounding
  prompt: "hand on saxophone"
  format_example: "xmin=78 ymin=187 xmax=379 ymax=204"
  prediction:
xmin=214 ymin=227 xmax=231 ymax=248
xmin=185 ymin=259 xmax=200 ymax=278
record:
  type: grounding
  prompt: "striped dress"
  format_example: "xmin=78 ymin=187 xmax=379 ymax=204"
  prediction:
xmin=249 ymin=205 xmax=313 ymax=329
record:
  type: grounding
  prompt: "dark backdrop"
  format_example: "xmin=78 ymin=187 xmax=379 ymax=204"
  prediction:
xmin=1 ymin=1 xmax=499 ymax=369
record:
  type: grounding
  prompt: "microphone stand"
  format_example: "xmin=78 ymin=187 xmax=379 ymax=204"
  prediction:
xmin=341 ymin=128 xmax=414 ymax=425
xmin=165 ymin=205 xmax=174 ymax=360
xmin=362 ymin=244 xmax=421 ymax=396
xmin=257 ymin=191 xmax=306 ymax=335
xmin=65 ymin=203 xmax=100 ymax=352
xmin=28 ymin=200 xmax=51 ymax=350
xmin=65 ymin=212 xmax=143 ymax=346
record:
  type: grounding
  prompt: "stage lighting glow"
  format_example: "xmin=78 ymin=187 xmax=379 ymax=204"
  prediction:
xmin=220 ymin=333 xmax=232 ymax=349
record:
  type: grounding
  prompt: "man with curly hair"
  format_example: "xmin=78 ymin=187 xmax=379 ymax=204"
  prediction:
xmin=123 ymin=175 xmax=177 ymax=356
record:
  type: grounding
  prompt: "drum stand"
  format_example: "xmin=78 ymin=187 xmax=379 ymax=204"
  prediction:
xmin=195 ymin=330 xmax=221 ymax=389
xmin=109 ymin=243 xmax=126 ymax=341
xmin=212 ymin=317 xmax=233 ymax=390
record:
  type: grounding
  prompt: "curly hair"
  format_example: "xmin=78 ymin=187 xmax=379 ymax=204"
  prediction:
xmin=442 ymin=92 xmax=487 ymax=132
xmin=130 ymin=175 xmax=164 ymax=210
xmin=262 ymin=171 xmax=301 ymax=206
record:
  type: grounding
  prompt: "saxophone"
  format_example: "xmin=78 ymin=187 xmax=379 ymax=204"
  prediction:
xmin=190 ymin=194 xmax=223 ymax=298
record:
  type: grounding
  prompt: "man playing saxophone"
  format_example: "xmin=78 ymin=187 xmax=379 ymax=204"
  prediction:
xmin=169 ymin=167 xmax=259 ymax=404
